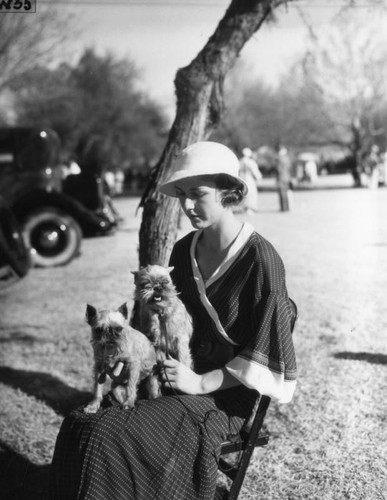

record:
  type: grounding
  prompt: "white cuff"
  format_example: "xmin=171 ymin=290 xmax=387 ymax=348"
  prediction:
xmin=226 ymin=356 xmax=296 ymax=404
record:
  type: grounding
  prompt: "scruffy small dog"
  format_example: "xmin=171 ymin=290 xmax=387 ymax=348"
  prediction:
xmin=132 ymin=265 xmax=193 ymax=369
xmin=85 ymin=302 xmax=159 ymax=413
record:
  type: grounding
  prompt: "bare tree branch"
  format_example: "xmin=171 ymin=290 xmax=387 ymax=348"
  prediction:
xmin=0 ymin=6 xmax=73 ymax=91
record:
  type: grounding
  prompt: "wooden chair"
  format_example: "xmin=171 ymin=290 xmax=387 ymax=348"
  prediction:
xmin=216 ymin=299 xmax=298 ymax=500
xmin=216 ymin=393 xmax=271 ymax=500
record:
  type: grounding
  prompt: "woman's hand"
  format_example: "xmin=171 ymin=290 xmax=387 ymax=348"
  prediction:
xmin=161 ymin=358 xmax=203 ymax=395
xmin=161 ymin=359 xmax=242 ymax=395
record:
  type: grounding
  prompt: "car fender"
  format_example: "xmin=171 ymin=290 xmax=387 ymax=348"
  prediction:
xmin=11 ymin=189 xmax=114 ymax=236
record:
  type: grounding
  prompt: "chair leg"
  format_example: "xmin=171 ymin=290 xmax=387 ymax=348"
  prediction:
xmin=217 ymin=395 xmax=271 ymax=500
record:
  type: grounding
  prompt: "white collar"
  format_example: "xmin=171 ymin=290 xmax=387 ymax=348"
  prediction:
xmin=188 ymin=222 xmax=255 ymax=345
xmin=190 ymin=222 xmax=255 ymax=288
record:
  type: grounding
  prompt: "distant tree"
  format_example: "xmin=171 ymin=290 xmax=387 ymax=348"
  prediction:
xmin=69 ymin=49 xmax=167 ymax=170
xmin=210 ymin=64 xmax=278 ymax=153
xmin=0 ymin=7 xmax=72 ymax=92
xmin=300 ymin=16 xmax=387 ymax=184
xmin=212 ymin=9 xmax=387 ymax=186
xmin=11 ymin=63 xmax=79 ymax=152
xmin=13 ymin=48 xmax=168 ymax=172
xmin=212 ymin=58 xmax=334 ymax=154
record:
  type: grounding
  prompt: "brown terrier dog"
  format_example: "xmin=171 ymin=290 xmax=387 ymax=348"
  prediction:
xmin=132 ymin=265 xmax=193 ymax=370
xmin=85 ymin=302 xmax=159 ymax=413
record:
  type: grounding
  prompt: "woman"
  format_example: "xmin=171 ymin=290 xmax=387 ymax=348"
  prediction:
xmin=49 ymin=141 xmax=297 ymax=500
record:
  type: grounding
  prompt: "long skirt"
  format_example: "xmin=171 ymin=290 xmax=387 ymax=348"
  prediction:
xmin=49 ymin=388 xmax=255 ymax=500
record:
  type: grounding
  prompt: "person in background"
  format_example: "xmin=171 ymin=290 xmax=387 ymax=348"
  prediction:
xmin=364 ymin=145 xmax=381 ymax=189
xmin=277 ymin=146 xmax=294 ymax=212
xmin=104 ymin=169 xmax=116 ymax=196
xmin=115 ymin=169 xmax=125 ymax=195
xmin=380 ymin=150 xmax=387 ymax=187
xmin=238 ymin=147 xmax=262 ymax=214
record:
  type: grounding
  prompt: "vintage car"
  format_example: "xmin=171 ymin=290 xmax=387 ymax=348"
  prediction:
xmin=0 ymin=127 xmax=119 ymax=267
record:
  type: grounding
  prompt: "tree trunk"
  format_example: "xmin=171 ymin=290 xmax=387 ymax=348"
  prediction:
xmin=138 ymin=0 xmax=288 ymax=268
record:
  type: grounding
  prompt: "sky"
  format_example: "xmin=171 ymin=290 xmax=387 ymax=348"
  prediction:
xmin=45 ymin=0 xmax=387 ymax=118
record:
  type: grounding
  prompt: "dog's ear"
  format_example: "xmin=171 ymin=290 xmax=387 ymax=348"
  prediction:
xmin=131 ymin=270 xmax=140 ymax=283
xmin=117 ymin=302 xmax=129 ymax=319
xmin=167 ymin=266 xmax=174 ymax=274
xmin=86 ymin=304 xmax=97 ymax=325
xmin=131 ymin=266 xmax=148 ymax=282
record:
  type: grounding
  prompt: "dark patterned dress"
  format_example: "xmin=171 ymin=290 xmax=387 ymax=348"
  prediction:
xmin=49 ymin=223 xmax=297 ymax=500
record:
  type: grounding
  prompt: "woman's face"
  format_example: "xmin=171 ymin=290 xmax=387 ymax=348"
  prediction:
xmin=174 ymin=177 xmax=226 ymax=229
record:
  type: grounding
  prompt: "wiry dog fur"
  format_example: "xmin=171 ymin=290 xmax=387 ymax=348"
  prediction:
xmin=132 ymin=265 xmax=193 ymax=369
xmin=85 ymin=302 xmax=159 ymax=413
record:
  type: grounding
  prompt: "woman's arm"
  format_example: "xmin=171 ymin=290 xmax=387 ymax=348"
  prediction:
xmin=161 ymin=359 xmax=241 ymax=395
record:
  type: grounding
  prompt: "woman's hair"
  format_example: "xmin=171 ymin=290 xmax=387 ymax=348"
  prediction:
xmin=214 ymin=174 xmax=245 ymax=207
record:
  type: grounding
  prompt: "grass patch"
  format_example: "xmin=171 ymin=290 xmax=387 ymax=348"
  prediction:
xmin=1 ymin=191 xmax=386 ymax=499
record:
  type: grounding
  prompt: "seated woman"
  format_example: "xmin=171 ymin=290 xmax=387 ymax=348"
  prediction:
xmin=49 ymin=141 xmax=297 ymax=500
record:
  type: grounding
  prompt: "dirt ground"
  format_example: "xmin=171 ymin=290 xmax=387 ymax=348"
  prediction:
xmin=1 ymin=174 xmax=386 ymax=499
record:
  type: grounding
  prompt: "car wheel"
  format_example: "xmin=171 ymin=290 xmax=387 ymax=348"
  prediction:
xmin=22 ymin=207 xmax=82 ymax=267
xmin=0 ymin=204 xmax=31 ymax=277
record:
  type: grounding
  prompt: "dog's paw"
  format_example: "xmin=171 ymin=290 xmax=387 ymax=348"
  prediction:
xmin=122 ymin=396 xmax=136 ymax=410
xmin=145 ymin=374 xmax=162 ymax=399
xmin=148 ymin=387 xmax=162 ymax=399
xmin=84 ymin=402 xmax=100 ymax=413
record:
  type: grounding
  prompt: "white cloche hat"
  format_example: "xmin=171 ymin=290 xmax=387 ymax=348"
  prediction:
xmin=158 ymin=141 xmax=248 ymax=197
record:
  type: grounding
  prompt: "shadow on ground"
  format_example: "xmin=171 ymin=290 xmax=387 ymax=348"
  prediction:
xmin=0 ymin=367 xmax=91 ymax=415
xmin=0 ymin=442 xmax=50 ymax=500
xmin=333 ymin=351 xmax=387 ymax=365
xmin=0 ymin=369 xmax=91 ymax=500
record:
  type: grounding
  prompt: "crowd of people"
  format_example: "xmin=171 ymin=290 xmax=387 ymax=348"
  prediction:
xmin=64 ymin=142 xmax=387 ymax=203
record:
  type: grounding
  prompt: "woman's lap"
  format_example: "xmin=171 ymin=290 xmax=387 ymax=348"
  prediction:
xmin=49 ymin=392 xmax=252 ymax=500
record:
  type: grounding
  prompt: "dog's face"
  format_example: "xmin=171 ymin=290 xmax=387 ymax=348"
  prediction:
xmin=132 ymin=265 xmax=176 ymax=312
xmin=86 ymin=303 xmax=128 ymax=354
